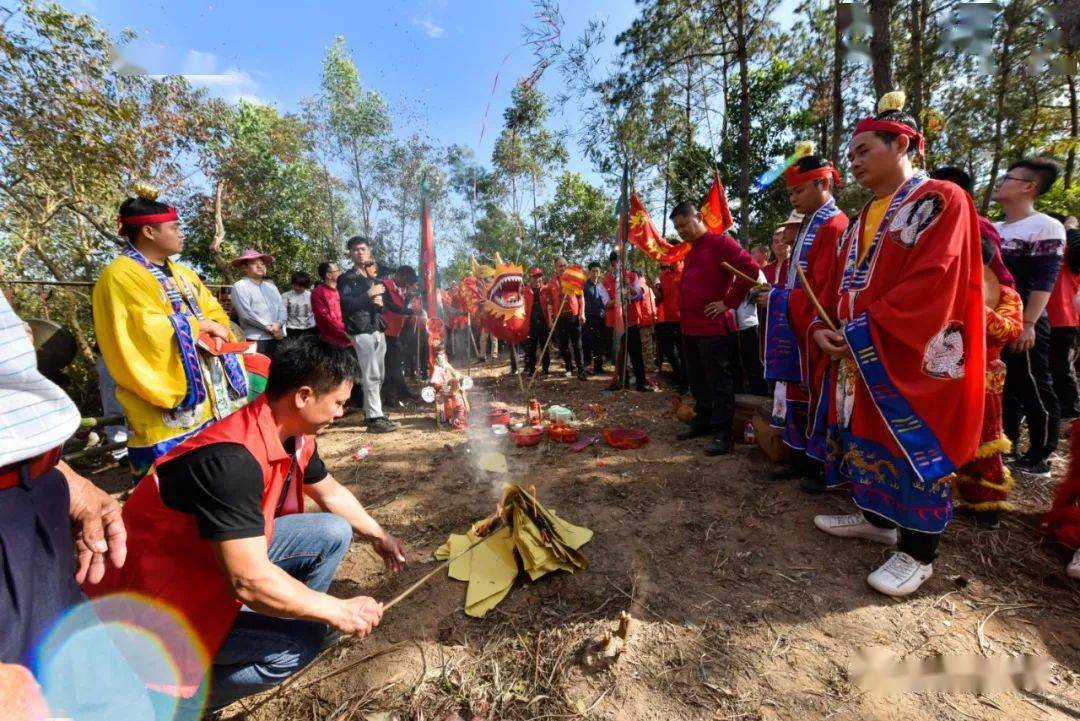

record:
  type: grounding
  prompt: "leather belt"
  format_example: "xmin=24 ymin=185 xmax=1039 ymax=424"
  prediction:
xmin=0 ymin=447 xmax=62 ymax=490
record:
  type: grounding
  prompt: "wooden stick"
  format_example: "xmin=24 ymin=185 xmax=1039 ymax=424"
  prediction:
xmin=794 ymin=263 xmax=839 ymax=332
xmin=247 ymin=529 xmax=499 ymax=712
xmin=721 ymin=261 xmax=769 ymax=290
xmin=527 ymin=295 xmax=567 ymax=390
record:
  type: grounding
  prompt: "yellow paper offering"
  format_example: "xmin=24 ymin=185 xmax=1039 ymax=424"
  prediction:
xmin=437 ymin=484 xmax=593 ymax=617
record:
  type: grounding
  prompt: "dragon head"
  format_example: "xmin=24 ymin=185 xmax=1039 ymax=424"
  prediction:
xmin=481 ymin=252 xmax=528 ymax=345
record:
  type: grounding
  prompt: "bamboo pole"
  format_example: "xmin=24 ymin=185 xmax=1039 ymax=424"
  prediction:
xmin=794 ymin=264 xmax=839 ymax=332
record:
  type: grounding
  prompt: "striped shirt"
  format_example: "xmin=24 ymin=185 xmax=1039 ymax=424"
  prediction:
xmin=0 ymin=294 xmax=80 ymax=466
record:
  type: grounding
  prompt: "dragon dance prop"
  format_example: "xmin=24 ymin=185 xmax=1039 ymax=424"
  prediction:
xmin=465 ymin=254 xmax=528 ymax=345
xmin=435 ymin=484 xmax=593 ymax=617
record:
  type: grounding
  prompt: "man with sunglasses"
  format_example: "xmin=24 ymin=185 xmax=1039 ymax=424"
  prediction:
xmin=991 ymin=158 xmax=1067 ymax=478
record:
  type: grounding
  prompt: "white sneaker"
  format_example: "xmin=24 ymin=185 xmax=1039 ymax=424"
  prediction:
xmin=813 ymin=513 xmax=898 ymax=545
xmin=1068 ymin=549 xmax=1080 ymax=580
xmin=867 ymin=552 xmax=933 ymax=597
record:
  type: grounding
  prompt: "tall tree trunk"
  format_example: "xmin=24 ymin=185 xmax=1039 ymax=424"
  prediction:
xmin=720 ymin=44 xmax=731 ymax=163
xmin=1067 ymin=74 xmax=1078 ymax=190
xmin=684 ymin=60 xmax=693 ymax=149
xmin=869 ymin=0 xmax=896 ymax=98
xmin=909 ymin=0 xmax=925 ymax=128
xmin=351 ymin=142 xmax=372 ymax=237
xmin=736 ymin=0 xmax=751 ymax=242
xmin=981 ymin=5 xmax=1019 ymax=214
xmin=208 ymin=180 xmax=231 ymax=281
xmin=831 ymin=0 xmax=843 ymax=169
xmin=322 ymin=163 xmax=337 ymax=258
xmin=661 ymin=165 xmax=670 ymax=237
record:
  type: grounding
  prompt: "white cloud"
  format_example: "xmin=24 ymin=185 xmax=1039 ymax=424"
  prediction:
xmin=412 ymin=14 xmax=445 ymax=38
xmin=183 ymin=67 xmax=263 ymax=104
xmin=180 ymin=49 xmax=218 ymax=76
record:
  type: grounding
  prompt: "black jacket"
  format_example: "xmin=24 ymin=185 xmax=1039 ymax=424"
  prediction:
xmin=339 ymin=267 xmax=387 ymax=335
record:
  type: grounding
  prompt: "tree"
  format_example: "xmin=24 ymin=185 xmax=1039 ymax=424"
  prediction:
xmin=868 ymin=0 xmax=896 ymax=97
xmin=311 ymin=36 xmax=391 ymax=237
xmin=537 ymin=171 xmax=616 ymax=265
xmin=183 ymin=102 xmax=351 ymax=285
xmin=0 ymin=1 xmax=217 ymax=366
xmin=491 ymin=84 xmax=567 ymax=246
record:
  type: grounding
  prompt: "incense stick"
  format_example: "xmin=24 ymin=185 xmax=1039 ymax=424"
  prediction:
xmin=794 ymin=263 xmax=839 ymax=332
xmin=720 ymin=262 xmax=769 ymax=290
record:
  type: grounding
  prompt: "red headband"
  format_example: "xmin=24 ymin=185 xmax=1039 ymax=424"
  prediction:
xmin=785 ymin=164 xmax=841 ymax=189
xmin=117 ymin=207 xmax=179 ymax=228
xmin=853 ymin=117 xmax=925 ymax=156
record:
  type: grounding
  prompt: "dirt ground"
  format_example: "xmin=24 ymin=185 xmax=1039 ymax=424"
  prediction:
xmin=85 ymin=356 xmax=1080 ymax=721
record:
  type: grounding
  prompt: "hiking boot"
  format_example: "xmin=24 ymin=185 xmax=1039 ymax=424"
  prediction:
xmin=867 ymin=552 xmax=933 ymax=597
xmin=767 ymin=464 xmax=803 ymax=481
xmin=813 ymin=513 xmax=898 ymax=545
xmin=703 ymin=435 xmax=731 ymax=456
xmin=578 ymin=371 xmax=589 ymax=381
xmin=366 ymin=417 xmax=398 ymax=434
xmin=973 ymin=509 xmax=1001 ymax=530
xmin=677 ymin=426 xmax=711 ymax=441
xmin=1014 ymin=456 xmax=1052 ymax=479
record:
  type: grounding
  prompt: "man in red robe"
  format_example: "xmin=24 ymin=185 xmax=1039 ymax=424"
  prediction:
xmin=810 ymin=95 xmax=985 ymax=597
xmin=763 ymin=153 xmax=849 ymax=492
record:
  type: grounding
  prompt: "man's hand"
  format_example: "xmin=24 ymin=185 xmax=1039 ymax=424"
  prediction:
xmin=371 ymin=531 xmax=407 ymax=572
xmin=64 ymin=463 xmax=126 ymax=585
xmin=1011 ymin=323 xmax=1036 ymax=353
xmin=331 ymin=596 xmax=383 ymax=638
xmin=372 ymin=295 xmax=384 ymax=308
xmin=200 ymin=318 xmax=231 ymax=341
xmin=367 ymin=283 xmax=386 ymax=298
xmin=813 ymin=328 xmax=850 ymax=359
xmin=704 ymin=301 xmax=728 ymax=319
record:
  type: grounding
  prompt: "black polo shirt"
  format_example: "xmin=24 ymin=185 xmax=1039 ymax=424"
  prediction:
xmin=156 ymin=439 xmax=327 ymax=542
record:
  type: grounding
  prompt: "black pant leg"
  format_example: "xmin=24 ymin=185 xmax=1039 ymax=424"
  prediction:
xmin=1028 ymin=317 xmax=1060 ymax=459
xmin=703 ymin=334 xmax=737 ymax=435
xmin=862 ymin=510 xmax=938 ymax=564
xmin=1051 ymin=326 xmax=1080 ymax=419
xmin=1001 ymin=347 xmax=1025 ymax=448
xmin=383 ymin=336 xmax=408 ymax=402
xmin=628 ymin=326 xmax=647 ymax=388
xmin=553 ymin=317 xmax=571 ymax=370
xmin=567 ymin=317 xmax=585 ymax=373
xmin=739 ymin=326 xmax=768 ymax=396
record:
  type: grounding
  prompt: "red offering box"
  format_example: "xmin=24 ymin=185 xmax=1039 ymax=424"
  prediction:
xmin=512 ymin=427 xmax=543 ymax=447
xmin=547 ymin=422 xmax=579 ymax=443
xmin=603 ymin=426 xmax=649 ymax=449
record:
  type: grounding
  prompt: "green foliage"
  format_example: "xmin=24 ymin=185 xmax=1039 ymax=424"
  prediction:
xmin=182 ymin=101 xmax=350 ymax=284
xmin=537 ymin=171 xmax=617 ymax=267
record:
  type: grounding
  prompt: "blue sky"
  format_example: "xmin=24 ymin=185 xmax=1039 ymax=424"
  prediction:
xmin=66 ymin=0 xmax=799 ymax=189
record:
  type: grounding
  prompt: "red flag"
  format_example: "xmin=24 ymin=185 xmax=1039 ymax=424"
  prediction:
xmin=420 ymin=195 xmax=437 ymax=320
xmin=628 ymin=192 xmax=692 ymax=264
xmin=420 ymin=187 xmax=439 ymax=371
xmin=700 ymin=169 xmax=733 ymax=234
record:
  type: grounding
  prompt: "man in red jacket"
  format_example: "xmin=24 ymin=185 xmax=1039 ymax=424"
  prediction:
xmin=654 ymin=261 xmax=687 ymax=394
xmin=85 ymin=337 xmax=407 ymax=711
xmin=670 ymin=201 xmax=760 ymax=455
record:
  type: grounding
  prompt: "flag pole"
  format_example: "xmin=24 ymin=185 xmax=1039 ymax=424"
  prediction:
xmin=617 ymin=163 xmax=630 ymax=391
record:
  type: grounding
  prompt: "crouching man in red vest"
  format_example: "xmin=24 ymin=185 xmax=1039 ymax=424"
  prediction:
xmin=85 ymin=336 xmax=407 ymax=713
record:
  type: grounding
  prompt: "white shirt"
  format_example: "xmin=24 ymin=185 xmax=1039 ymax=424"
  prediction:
xmin=281 ymin=289 xmax=316 ymax=330
xmin=0 ymin=294 xmax=80 ymax=466
xmin=735 ymin=270 xmax=767 ymax=330
xmin=231 ymin=277 xmax=287 ymax=341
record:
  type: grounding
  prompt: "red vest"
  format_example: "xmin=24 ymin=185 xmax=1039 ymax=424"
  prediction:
xmin=383 ymin=278 xmax=406 ymax=337
xmin=658 ymin=265 xmax=683 ymax=322
xmin=547 ymin=274 xmax=581 ymax=319
xmin=84 ymin=396 xmax=315 ymax=696
xmin=603 ymin=272 xmax=647 ymax=328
